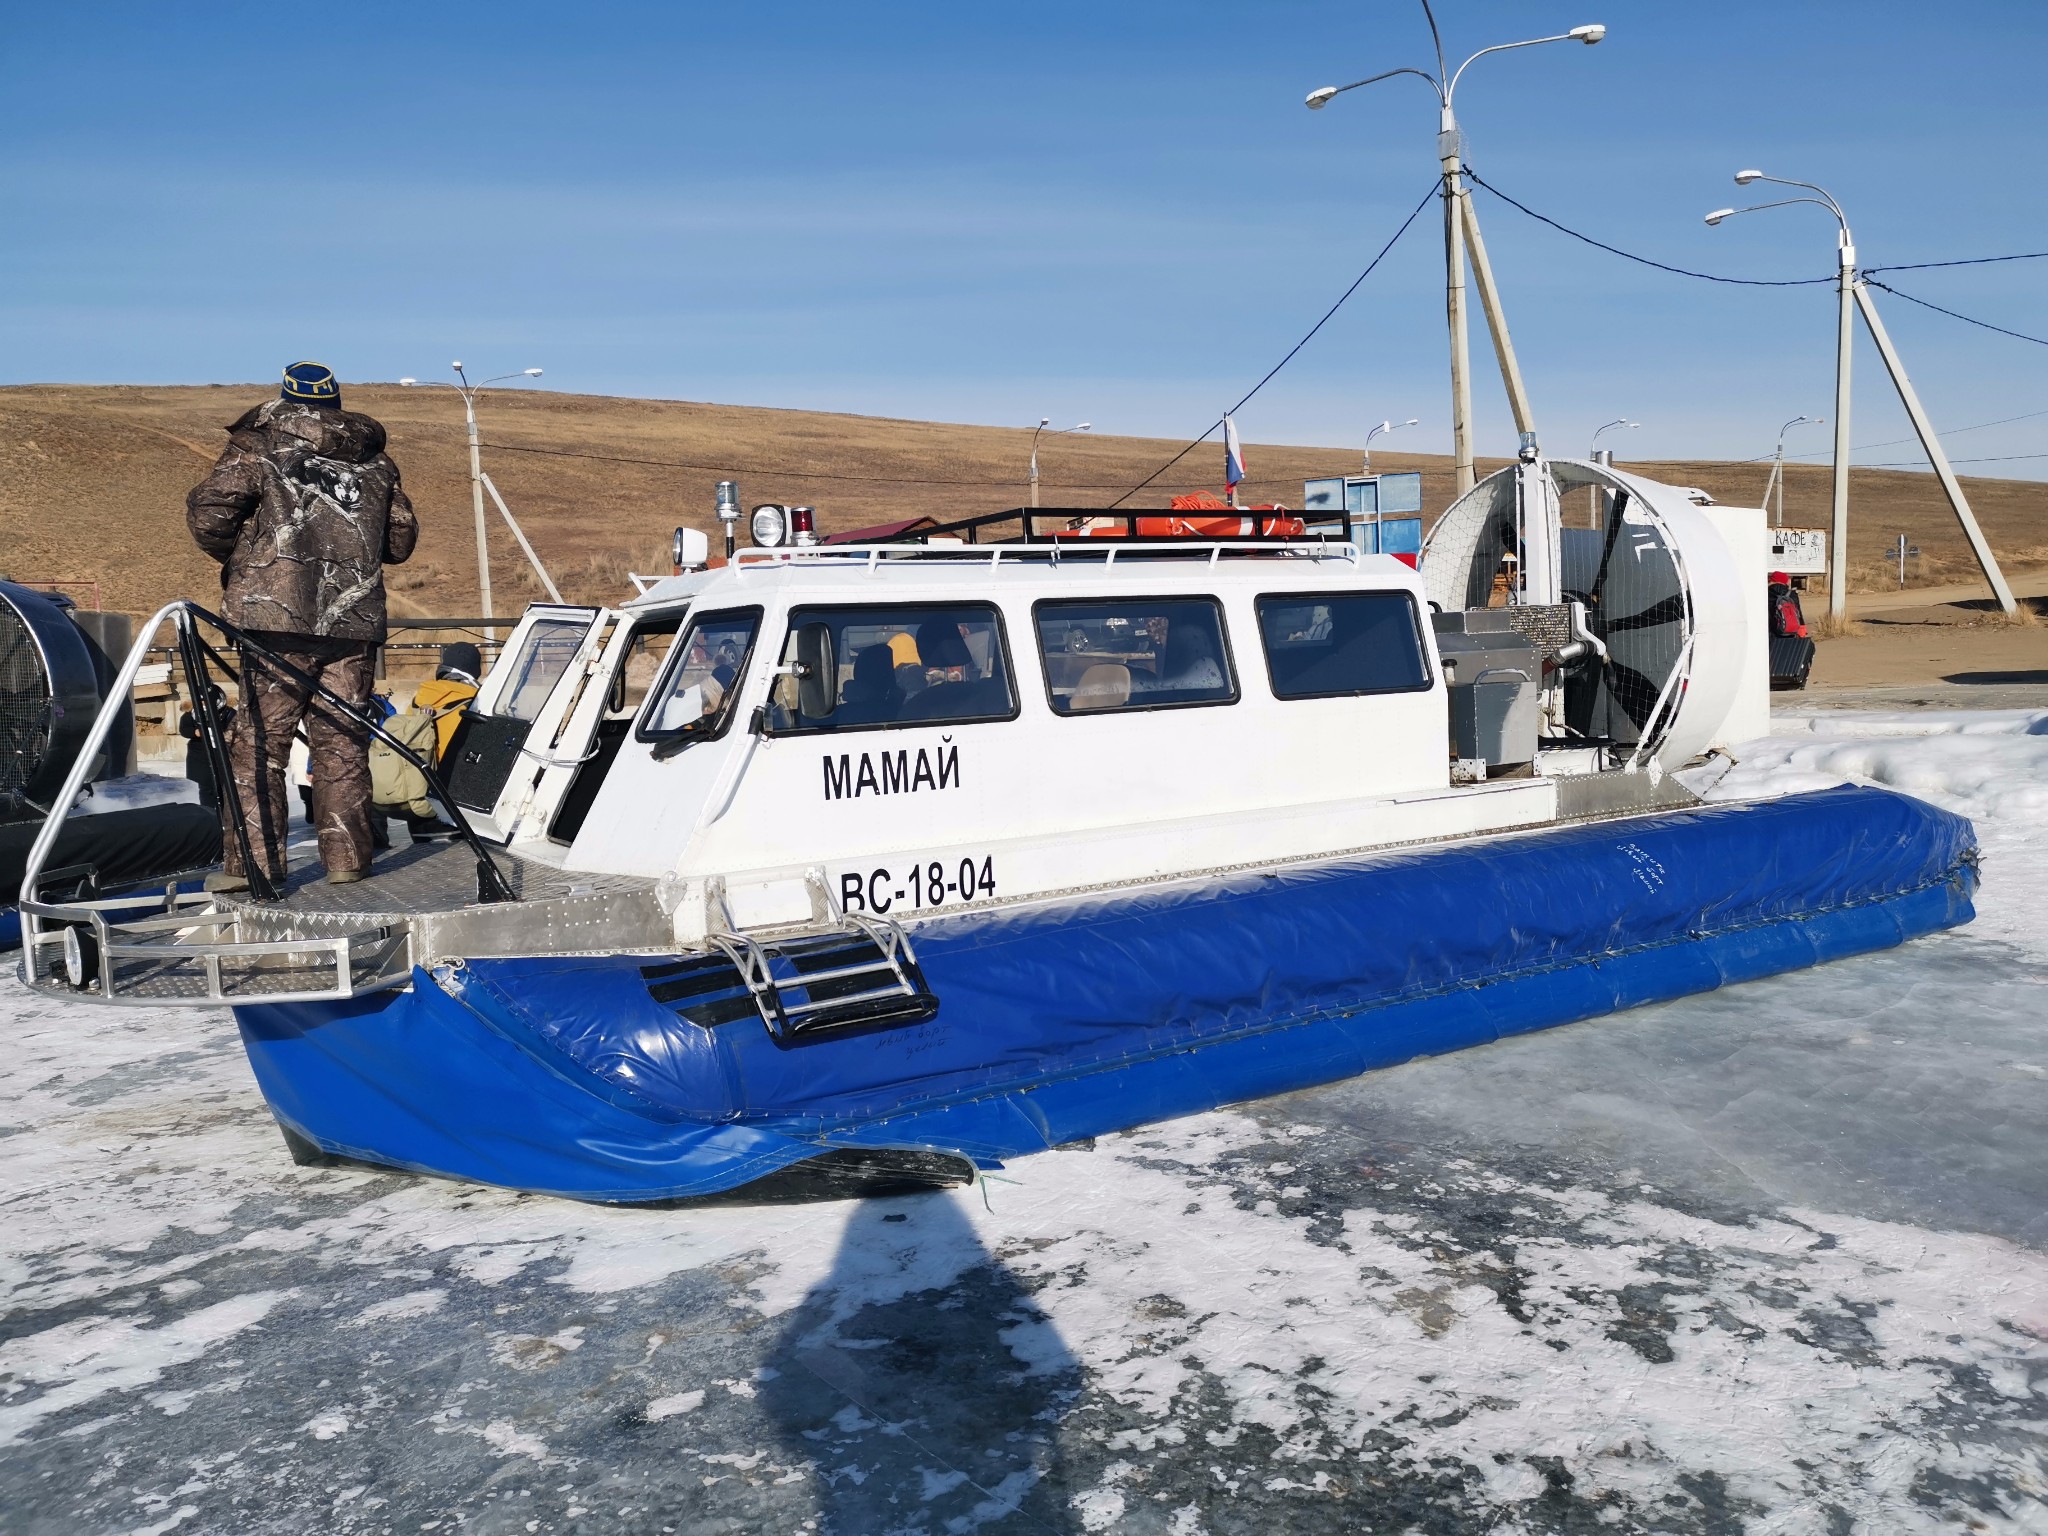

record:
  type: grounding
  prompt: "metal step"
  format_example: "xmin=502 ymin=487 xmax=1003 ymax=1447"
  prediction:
xmin=691 ymin=872 xmax=939 ymax=1040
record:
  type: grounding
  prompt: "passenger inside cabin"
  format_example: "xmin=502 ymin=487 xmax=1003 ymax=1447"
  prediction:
xmin=1157 ymin=622 xmax=1226 ymax=691
xmin=836 ymin=643 xmax=902 ymax=725
xmin=915 ymin=621 xmax=971 ymax=686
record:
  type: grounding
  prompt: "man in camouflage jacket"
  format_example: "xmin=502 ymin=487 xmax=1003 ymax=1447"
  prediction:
xmin=186 ymin=363 xmax=418 ymax=888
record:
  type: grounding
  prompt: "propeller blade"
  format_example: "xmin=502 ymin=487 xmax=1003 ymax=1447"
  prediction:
xmin=1589 ymin=488 xmax=1632 ymax=608
xmin=1605 ymin=593 xmax=1688 ymax=633
xmin=1603 ymin=659 xmax=1664 ymax=730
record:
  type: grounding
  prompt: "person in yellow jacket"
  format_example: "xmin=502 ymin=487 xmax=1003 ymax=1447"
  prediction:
xmin=413 ymin=642 xmax=482 ymax=761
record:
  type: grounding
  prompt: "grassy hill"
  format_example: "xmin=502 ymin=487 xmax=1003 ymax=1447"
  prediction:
xmin=3 ymin=383 xmax=2042 ymax=619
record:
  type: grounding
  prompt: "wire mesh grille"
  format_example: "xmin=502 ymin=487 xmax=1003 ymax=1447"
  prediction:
xmin=0 ymin=598 xmax=54 ymax=798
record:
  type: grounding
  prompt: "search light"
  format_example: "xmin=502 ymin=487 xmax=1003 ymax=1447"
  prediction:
xmin=1734 ymin=169 xmax=1763 ymax=185
xmin=750 ymin=504 xmax=788 ymax=548
xmin=523 ymin=368 xmax=544 ymax=377
xmin=1569 ymin=24 xmax=1606 ymax=42
xmin=1704 ymin=208 xmax=1734 ymax=225
xmin=1306 ymin=85 xmax=1339 ymax=109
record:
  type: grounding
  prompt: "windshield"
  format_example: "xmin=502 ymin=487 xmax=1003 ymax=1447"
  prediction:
xmin=639 ymin=608 xmax=761 ymax=740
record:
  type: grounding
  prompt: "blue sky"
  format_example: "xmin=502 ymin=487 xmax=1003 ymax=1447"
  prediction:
xmin=3 ymin=1 xmax=2044 ymax=477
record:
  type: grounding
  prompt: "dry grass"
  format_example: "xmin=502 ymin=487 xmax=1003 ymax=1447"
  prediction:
xmin=3 ymin=383 xmax=2045 ymax=622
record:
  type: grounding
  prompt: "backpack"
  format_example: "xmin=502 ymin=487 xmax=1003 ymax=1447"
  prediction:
xmin=369 ymin=710 xmax=446 ymax=815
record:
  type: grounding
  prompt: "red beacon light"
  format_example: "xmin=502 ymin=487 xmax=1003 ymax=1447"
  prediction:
xmin=789 ymin=505 xmax=818 ymax=546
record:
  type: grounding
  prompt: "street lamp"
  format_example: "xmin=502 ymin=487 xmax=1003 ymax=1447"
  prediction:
xmin=1307 ymin=3 xmax=1605 ymax=494
xmin=1029 ymin=418 xmax=1091 ymax=509
xmin=1705 ymin=172 xmax=2015 ymax=615
xmin=1704 ymin=173 xmax=1856 ymax=617
xmin=1761 ymin=414 xmax=1824 ymax=528
xmin=400 ymin=364 xmax=545 ymax=639
xmin=1589 ymin=418 xmax=1638 ymax=460
xmin=1362 ymin=417 xmax=1419 ymax=474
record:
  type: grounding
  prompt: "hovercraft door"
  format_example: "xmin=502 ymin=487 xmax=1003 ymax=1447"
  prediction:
xmin=445 ymin=605 xmax=603 ymax=832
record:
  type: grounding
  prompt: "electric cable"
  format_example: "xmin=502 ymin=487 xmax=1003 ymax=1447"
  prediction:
xmin=1735 ymin=405 xmax=2048 ymax=464
xmin=1461 ymin=168 xmax=1835 ymax=287
xmin=1862 ymin=279 xmax=2048 ymax=349
xmin=1865 ymin=251 xmax=2048 ymax=274
xmin=1107 ymin=180 xmax=1441 ymax=508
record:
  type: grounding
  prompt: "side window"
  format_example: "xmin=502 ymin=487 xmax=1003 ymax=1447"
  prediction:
xmin=1256 ymin=591 xmax=1432 ymax=699
xmin=1034 ymin=597 xmax=1236 ymax=714
xmin=768 ymin=603 xmax=1016 ymax=733
xmin=497 ymin=619 xmax=591 ymax=721
xmin=607 ymin=618 xmax=681 ymax=720
xmin=637 ymin=608 xmax=762 ymax=741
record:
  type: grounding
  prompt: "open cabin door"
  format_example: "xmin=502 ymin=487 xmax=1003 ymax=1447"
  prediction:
xmin=523 ymin=607 xmax=686 ymax=848
xmin=444 ymin=604 xmax=603 ymax=838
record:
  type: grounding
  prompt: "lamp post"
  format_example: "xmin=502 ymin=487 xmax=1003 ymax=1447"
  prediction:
xmin=1707 ymin=174 xmax=1854 ymax=617
xmin=1362 ymin=417 xmax=1419 ymax=474
xmin=1589 ymin=418 xmax=1638 ymax=461
xmin=1761 ymin=414 xmax=1823 ymax=528
xmin=400 ymin=364 xmax=544 ymax=640
xmin=1706 ymin=174 xmax=2015 ymax=616
xmin=1585 ymin=419 xmax=1638 ymax=525
xmin=1029 ymin=418 xmax=1091 ymax=508
xmin=1308 ymin=3 xmax=1605 ymax=495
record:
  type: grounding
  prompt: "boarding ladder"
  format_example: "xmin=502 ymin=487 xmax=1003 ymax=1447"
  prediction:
xmin=693 ymin=870 xmax=938 ymax=1040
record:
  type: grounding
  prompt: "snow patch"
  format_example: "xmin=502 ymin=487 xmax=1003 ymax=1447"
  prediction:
xmin=0 ymin=1292 xmax=281 ymax=1446
xmin=644 ymin=1389 xmax=704 ymax=1422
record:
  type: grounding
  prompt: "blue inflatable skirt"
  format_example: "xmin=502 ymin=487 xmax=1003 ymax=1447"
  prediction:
xmin=236 ymin=786 xmax=1977 ymax=1201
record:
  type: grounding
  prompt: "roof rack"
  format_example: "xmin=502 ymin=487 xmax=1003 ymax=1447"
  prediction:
xmin=732 ymin=539 xmax=1363 ymax=573
xmin=828 ymin=506 xmax=1345 ymax=547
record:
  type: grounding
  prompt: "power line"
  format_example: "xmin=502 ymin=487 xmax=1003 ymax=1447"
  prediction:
xmin=1737 ymin=404 xmax=2048 ymax=464
xmin=1461 ymin=168 xmax=1834 ymax=287
xmin=1863 ymin=278 xmax=2048 ymax=349
xmin=1865 ymin=451 xmax=2048 ymax=467
xmin=1866 ymin=251 xmax=2048 ymax=274
xmin=1108 ymin=180 xmax=1440 ymax=508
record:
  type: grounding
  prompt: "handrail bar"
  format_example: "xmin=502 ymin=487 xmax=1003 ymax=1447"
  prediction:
xmin=19 ymin=601 xmax=185 ymax=911
xmin=19 ymin=602 xmax=518 ymax=927
xmin=729 ymin=540 xmax=1367 ymax=574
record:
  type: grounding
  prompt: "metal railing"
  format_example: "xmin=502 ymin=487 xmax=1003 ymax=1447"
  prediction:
xmin=732 ymin=540 xmax=1368 ymax=575
xmin=17 ymin=602 xmax=517 ymax=1004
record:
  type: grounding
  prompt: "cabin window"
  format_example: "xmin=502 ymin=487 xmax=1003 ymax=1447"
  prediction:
xmin=1033 ymin=597 xmax=1237 ymax=714
xmin=767 ymin=603 xmax=1017 ymax=733
xmin=498 ymin=618 xmax=592 ymax=722
xmin=636 ymin=607 xmax=763 ymax=743
xmin=1255 ymin=591 xmax=1432 ymax=699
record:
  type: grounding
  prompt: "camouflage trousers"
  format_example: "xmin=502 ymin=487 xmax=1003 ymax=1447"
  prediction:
xmin=222 ymin=632 xmax=376 ymax=880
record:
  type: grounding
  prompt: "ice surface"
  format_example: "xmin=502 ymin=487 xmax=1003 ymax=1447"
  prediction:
xmin=1 ymin=710 xmax=2044 ymax=1533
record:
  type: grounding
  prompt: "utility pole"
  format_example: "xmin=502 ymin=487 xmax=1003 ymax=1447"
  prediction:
xmin=400 ymin=364 xmax=544 ymax=642
xmin=1829 ymin=234 xmax=1854 ymax=619
xmin=462 ymin=385 xmax=492 ymax=637
xmin=1708 ymin=174 xmax=2016 ymax=618
xmin=1306 ymin=6 xmax=1605 ymax=498
xmin=1853 ymin=285 xmax=2017 ymax=613
xmin=1441 ymin=130 xmax=1476 ymax=495
xmin=1029 ymin=418 xmax=1090 ymax=510
xmin=1761 ymin=415 xmax=1822 ymax=528
xmin=1458 ymin=190 xmax=1535 ymax=445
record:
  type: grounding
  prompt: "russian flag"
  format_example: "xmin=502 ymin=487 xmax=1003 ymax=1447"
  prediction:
xmin=1223 ymin=415 xmax=1246 ymax=489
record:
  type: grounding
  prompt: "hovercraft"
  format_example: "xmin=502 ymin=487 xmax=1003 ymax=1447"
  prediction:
xmin=14 ymin=458 xmax=1977 ymax=1200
